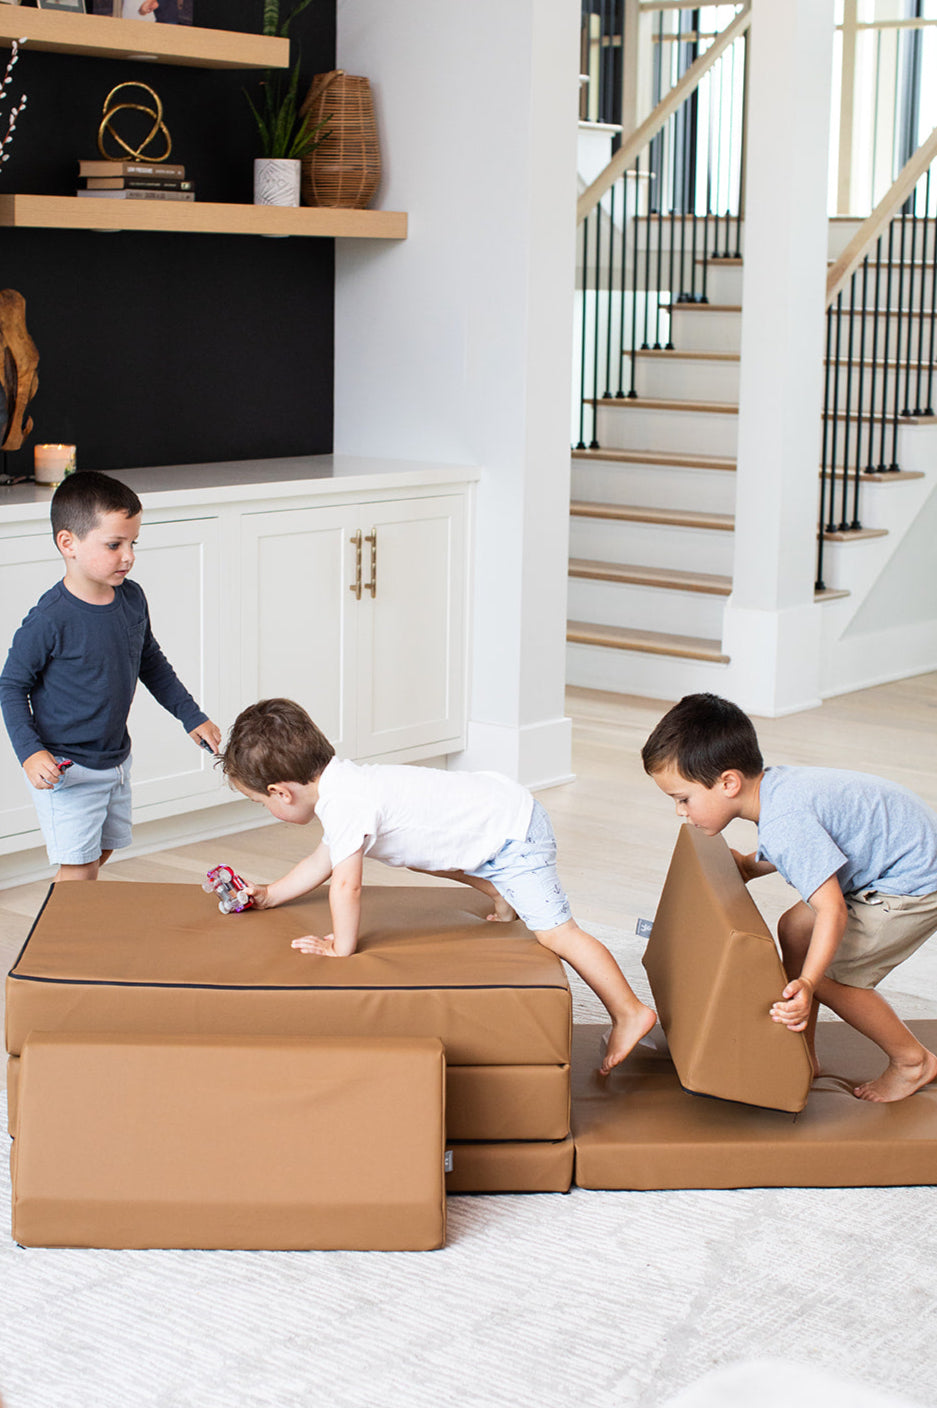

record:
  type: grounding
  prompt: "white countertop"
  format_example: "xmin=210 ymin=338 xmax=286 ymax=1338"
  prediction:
xmin=0 ymin=454 xmax=481 ymax=525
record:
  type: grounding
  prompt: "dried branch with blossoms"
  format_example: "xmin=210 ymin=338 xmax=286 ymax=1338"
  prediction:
xmin=0 ymin=39 xmax=27 ymax=169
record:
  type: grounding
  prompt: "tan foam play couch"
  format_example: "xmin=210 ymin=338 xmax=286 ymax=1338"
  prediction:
xmin=6 ymin=881 xmax=575 ymax=1198
xmin=642 ymin=825 xmax=814 ymax=1112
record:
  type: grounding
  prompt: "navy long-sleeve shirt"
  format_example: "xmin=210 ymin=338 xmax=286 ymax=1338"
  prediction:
xmin=0 ymin=578 xmax=208 ymax=769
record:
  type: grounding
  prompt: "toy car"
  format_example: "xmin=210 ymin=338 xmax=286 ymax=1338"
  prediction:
xmin=203 ymin=864 xmax=254 ymax=915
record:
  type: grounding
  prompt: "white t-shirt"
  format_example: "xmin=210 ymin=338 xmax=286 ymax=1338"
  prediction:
xmin=315 ymin=757 xmax=534 ymax=871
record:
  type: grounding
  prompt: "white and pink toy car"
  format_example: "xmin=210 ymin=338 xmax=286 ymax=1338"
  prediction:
xmin=203 ymin=864 xmax=254 ymax=915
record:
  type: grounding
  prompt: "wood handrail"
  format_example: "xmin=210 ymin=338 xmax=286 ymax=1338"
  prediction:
xmin=827 ymin=122 xmax=937 ymax=306
xmin=576 ymin=2 xmax=751 ymax=226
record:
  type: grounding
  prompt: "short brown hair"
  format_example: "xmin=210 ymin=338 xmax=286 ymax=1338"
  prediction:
xmin=641 ymin=693 xmax=763 ymax=785
xmin=221 ymin=698 xmax=335 ymax=794
xmin=51 ymin=470 xmax=142 ymax=541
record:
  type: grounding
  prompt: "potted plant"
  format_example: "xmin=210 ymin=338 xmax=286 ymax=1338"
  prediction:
xmin=247 ymin=0 xmax=328 ymax=206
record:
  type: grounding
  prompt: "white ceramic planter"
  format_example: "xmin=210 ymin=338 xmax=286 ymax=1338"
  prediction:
xmin=253 ymin=158 xmax=301 ymax=207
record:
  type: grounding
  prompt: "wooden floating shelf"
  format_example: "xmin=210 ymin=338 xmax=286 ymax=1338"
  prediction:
xmin=0 ymin=194 xmax=408 ymax=240
xmin=0 ymin=10 xmax=287 ymax=70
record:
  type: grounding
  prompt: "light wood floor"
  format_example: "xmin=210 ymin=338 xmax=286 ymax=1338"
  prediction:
xmin=3 ymin=674 xmax=937 ymax=997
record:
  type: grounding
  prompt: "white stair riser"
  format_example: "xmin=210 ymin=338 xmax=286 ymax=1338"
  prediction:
xmin=835 ymin=263 xmax=935 ymax=308
xmin=569 ymin=516 xmax=734 ymax=574
xmin=566 ymin=640 xmax=730 ymax=698
xmin=567 ymin=575 xmax=727 ymax=637
xmin=596 ymin=403 xmax=738 ymax=456
xmin=571 ymin=457 xmax=737 ymax=515
xmin=634 ymin=222 xmax=745 ymax=257
xmin=635 ymin=355 xmax=739 ymax=401
xmin=668 ymin=306 xmax=741 ymax=352
xmin=824 ymin=364 xmax=933 ymax=416
xmin=697 ymin=263 xmax=744 ymax=305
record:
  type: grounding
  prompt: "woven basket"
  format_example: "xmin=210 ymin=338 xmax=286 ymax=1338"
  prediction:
xmin=300 ymin=70 xmax=381 ymax=210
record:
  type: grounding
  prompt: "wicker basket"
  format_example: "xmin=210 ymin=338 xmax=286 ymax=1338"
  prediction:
xmin=300 ymin=70 xmax=381 ymax=210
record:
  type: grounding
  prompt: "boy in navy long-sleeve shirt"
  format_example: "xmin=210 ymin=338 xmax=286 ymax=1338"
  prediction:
xmin=0 ymin=470 xmax=220 ymax=881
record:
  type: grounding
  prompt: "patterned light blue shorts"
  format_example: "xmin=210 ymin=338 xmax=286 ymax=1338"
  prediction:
xmin=28 ymin=756 xmax=133 ymax=866
xmin=467 ymin=799 xmax=572 ymax=932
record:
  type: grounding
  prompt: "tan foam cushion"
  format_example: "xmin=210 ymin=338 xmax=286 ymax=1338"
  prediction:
xmin=6 ymin=882 xmax=571 ymax=1068
xmin=6 ymin=1054 xmax=570 ymax=1143
xmin=12 ymin=1032 xmax=447 ymax=1250
xmin=642 ymin=826 xmax=813 ymax=1112
xmin=445 ymin=1137 xmax=574 ymax=1194
xmin=572 ymin=1021 xmax=937 ymax=1189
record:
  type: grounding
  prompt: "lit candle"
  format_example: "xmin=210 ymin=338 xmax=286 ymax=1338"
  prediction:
xmin=33 ymin=444 xmax=76 ymax=486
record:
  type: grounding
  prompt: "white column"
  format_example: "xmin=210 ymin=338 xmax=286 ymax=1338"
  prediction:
xmin=723 ymin=0 xmax=835 ymax=716
xmin=333 ymin=0 xmax=579 ymax=786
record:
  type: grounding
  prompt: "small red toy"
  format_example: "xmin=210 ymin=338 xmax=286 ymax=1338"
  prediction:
xmin=203 ymin=864 xmax=254 ymax=915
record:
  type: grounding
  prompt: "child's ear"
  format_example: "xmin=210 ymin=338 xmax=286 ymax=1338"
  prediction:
xmin=55 ymin=528 xmax=75 ymax=557
xmin=720 ymin=769 xmax=744 ymax=798
xmin=267 ymin=781 xmax=292 ymax=802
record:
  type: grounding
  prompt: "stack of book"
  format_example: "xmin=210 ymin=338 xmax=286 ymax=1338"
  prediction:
xmin=76 ymin=160 xmax=195 ymax=201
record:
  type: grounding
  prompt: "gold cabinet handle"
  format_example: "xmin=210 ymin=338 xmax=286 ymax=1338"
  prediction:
xmin=364 ymin=527 xmax=377 ymax=598
xmin=349 ymin=529 xmax=362 ymax=599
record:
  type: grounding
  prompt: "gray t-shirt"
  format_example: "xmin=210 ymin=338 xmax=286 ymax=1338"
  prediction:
xmin=756 ymin=765 xmax=937 ymax=901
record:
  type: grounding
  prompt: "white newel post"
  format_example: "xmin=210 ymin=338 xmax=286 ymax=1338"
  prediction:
xmin=723 ymin=0 xmax=835 ymax=716
xmin=333 ymin=0 xmax=579 ymax=786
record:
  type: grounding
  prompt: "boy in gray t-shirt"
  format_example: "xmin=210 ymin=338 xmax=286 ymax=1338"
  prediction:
xmin=642 ymin=692 xmax=937 ymax=1104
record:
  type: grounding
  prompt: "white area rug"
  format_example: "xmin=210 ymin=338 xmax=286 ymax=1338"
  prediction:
xmin=1 ymin=924 xmax=935 ymax=1408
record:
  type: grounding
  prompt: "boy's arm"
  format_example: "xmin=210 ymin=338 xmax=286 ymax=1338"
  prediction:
xmin=731 ymin=850 xmax=777 ymax=883
xmin=770 ymin=873 xmax=847 ymax=1031
xmin=246 ymin=840 xmax=333 ymax=910
xmin=291 ymin=848 xmax=364 ymax=958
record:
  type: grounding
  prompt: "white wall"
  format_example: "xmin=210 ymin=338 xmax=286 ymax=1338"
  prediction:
xmin=333 ymin=0 xmax=580 ymax=787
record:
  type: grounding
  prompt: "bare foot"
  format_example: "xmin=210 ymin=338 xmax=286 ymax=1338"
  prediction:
xmin=600 ymin=1003 xmax=658 ymax=1075
xmin=485 ymin=895 xmax=517 ymax=922
xmin=854 ymin=1047 xmax=937 ymax=1103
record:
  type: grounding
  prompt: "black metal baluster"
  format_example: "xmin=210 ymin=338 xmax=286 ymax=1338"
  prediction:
xmin=845 ymin=271 xmax=861 ymax=529
xmin=855 ymin=254 xmax=869 ymax=498
xmin=817 ymin=303 xmax=835 ymax=590
xmin=629 ymin=154 xmax=640 ymax=397
xmin=831 ymin=292 xmax=844 ymax=529
xmin=642 ymin=159 xmax=653 ymax=347
xmin=927 ymin=197 xmax=937 ymax=414
xmin=617 ymin=172 xmax=628 ymax=397
xmin=914 ymin=170 xmax=930 ymax=414
xmin=590 ymin=200 xmax=602 ymax=447
xmin=866 ymin=235 xmax=882 ymax=470
xmin=604 ymin=182 xmax=615 ymax=397
xmin=576 ymin=213 xmax=589 ymax=450
xmin=902 ymin=197 xmax=917 ymax=415
xmin=890 ymin=207 xmax=907 ymax=468
xmin=878 ymin=220 xmax=894 ymax=470
xmin=735 ymin=32 xmax=748 ymax=257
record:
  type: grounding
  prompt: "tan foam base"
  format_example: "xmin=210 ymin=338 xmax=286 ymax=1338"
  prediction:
xmin=572 ymin=1021 xmax=937 ymax=1189
xmin=445 ymin=1137 xmax=574 ymax=1193
xmin=13 ymin=1032 xmax=447 ymax=1250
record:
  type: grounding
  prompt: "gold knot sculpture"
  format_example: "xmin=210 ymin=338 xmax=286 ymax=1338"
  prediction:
xmin=97 ymin=81 xmax=172 ymax=163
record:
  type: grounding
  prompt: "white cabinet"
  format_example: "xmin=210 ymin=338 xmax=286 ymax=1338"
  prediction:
xmin=0 ymin=460 xmax=474 ymax=871
xmin=240 ymin=493 xmax=466 ymax=761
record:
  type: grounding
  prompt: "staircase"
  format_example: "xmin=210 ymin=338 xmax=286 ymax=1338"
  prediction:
xmin=566 ymin=219 xmax=937 ymax=702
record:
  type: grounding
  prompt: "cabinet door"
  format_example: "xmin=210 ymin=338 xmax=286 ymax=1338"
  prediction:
xmin=0 ymin=530 xmax=62 ymax=850
xmin=355 ymin=495 xmax=467 ymax=760
xmin=127 ymin=516 xmax=225 ymax=817
xmin=239 ymin=506 xmax=356 ymax=758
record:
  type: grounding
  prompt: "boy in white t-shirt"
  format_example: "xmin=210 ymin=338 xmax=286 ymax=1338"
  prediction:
xmin=222 ymin=697 xmax=656 ymax=1073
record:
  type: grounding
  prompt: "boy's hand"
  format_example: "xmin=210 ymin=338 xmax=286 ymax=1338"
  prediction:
xmin=244 ymin=881 xmax=272 ymax=909
xmin=190 ymin=721 xmax=222 ymax=754
xmin=730 ymin=850 xmax=776 ymax=884
xmin=23 ymin=750 xmax=62 ymax=789
xmin=770 ymin=976 xmax=814 ymax=1031
xmin=291 ymin=933 xmax=347 ymax=957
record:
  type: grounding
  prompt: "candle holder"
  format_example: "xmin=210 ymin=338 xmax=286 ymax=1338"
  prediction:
xmin=34 ymin=444 xmax=76 ymax=486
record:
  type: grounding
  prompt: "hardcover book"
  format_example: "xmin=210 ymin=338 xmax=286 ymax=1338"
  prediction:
xmin=76 ymin=189 xmax=196 ymax=201
xmin=78 ymin=160 xmax=186 ymax=179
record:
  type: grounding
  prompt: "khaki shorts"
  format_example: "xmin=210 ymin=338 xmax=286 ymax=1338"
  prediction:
xmin=826 ymin=888 xmax=937 ymax=988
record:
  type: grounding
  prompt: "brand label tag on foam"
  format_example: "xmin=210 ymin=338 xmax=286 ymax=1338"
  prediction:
xmin=636 ymin=918 xmax=654 ymax=939
xmin=444 ymin=1150 xmax=453 ymax=1173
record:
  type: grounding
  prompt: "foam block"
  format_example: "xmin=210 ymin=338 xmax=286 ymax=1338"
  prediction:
xmin=572 ymin=1021 xmax=937 ymax=1189
xmin=12 ymin=1032 xmax=447 ymax=1250
xmin=445 ymin=1137 xmax=574 ymax=1194
xmin=642 ymin=826 xmax=814 ymax=1112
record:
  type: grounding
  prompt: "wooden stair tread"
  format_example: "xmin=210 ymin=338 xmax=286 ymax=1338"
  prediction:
xmin=635 ymin=348 xmax=740 ymax=362
xmin=820 ymin=527 xmax=889 ymax=542
xmin=660 ymin=303 xmax=741 ymax=313
xmin=569 ymin=557 xmax=732 ymax=595
xmin=567 ymin=620 xmax=729 ymax=663
xmin=593 ymin=395 xmax=738 ymax=415
xmin=572 ymin=447 xmax=736 ymax=471
xmin=815 ymin=587 xmax=851 ymax=603
xmin=696 ymin=256 xmax=743 ymax=265
xmin=822 ymin=469 xmax=925 ymax=483
xmin=570 ymin=500 xmax=734 ymax=532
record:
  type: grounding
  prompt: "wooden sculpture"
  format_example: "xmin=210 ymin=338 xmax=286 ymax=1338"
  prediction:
xmin=0 ymin=289 xmax=39 ymax=451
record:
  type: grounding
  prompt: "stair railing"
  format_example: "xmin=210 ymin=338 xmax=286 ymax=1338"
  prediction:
xmin=574 ymin=2 xmax=750 ymax=452
xmin=816 ymin=123 xmax=937 ymax=592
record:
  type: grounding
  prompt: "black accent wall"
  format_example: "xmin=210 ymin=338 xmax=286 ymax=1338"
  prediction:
xmin=1 ymin=0 xmax=335 ymax=475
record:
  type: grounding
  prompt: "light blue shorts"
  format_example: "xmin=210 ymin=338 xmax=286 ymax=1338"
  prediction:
xmin=28 ymin=756 xmax=133 ymax=866
xmin=468 ymin=799 xmax=573 ymax=933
